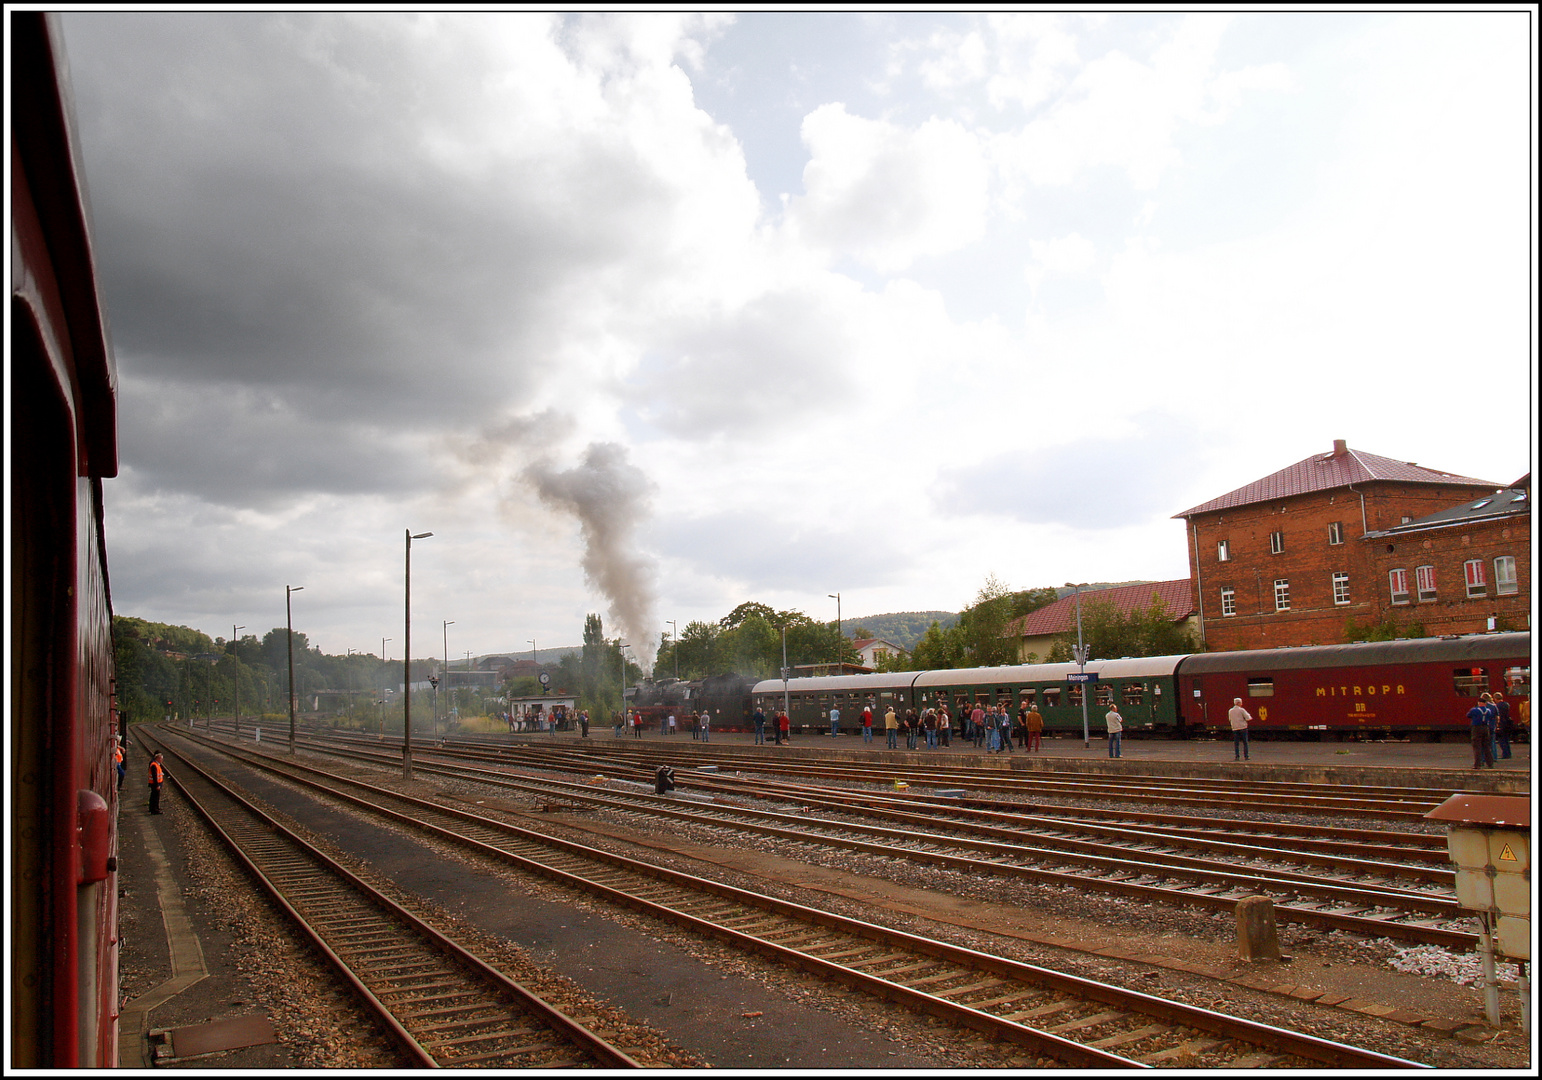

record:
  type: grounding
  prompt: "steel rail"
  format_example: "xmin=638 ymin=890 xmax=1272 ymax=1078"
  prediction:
xmin=176 ymin=730 xmax=1428 ymax=1070
xmin=138 ymin=729 xmax=642 ymax=1069
xmin=214 ymin=730 xmax=1475 ymax=948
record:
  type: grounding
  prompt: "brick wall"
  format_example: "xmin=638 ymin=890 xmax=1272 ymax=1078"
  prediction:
xmin=1367 ymin=513 xmax=1531 ymax=637
xmin=1187 ymin=482 xmax=1499 ymax=650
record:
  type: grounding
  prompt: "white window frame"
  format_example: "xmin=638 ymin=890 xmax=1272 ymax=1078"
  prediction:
xmin=1389 ymin=568 xmax=1410 ymax=605
xmin=1328 ymin=521 xmax=1344 ymax=545
xmin=1274 ymin=578 xmax=1290 ymax=611
xmin=1495 ymin=556 xmax=1518 ymax=596
xmin=1217 ymin=539 xmax=1230 ymax=563
xmin=1464 ymin=559 xmax=1487 ymax=598
xmin=1416 ymin=565 xmax=1437 ymax=602
xmin=1220 ymin=586 xmax=1236 ymax=617
xmin=1333 ymin=572 xmax=1350 ymax=606
xmin=1270 ymin=531 xmax=1284 ymax=555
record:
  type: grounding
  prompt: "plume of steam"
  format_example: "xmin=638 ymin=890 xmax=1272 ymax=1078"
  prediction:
xmin=522 ymin=442 xmax=658 ymax=665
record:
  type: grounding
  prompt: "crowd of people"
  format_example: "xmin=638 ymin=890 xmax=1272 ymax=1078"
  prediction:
xmin=1468 ymin=691 xmax=1521 ymax=768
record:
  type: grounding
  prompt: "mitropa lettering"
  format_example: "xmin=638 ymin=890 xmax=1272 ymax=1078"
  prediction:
xmin=1315 ymin=684 xmax=1405 ymax=697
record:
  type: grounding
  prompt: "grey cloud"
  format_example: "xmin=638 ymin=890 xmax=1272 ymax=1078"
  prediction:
xmin=60 ymin=13 xmax=679 ymax=429
xmin=932 ymin=421 xmax=1217 ymax=528
xmin=117 ymin=374 xmax=436 ymax=507
xmin=633 ymin=283 xmax=861 ymax=435
xmin=652 ymin=511 xmax=910 ymax=592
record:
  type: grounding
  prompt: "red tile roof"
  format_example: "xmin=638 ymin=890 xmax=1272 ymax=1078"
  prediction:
xmin=1008 ymin=579 xmax=1195 ymax=638
xmin=1175 ymin=442 xmax=1498 ymax=518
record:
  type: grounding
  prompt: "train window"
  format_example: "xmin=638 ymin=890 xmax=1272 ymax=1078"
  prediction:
xmin=995 ymin=687 xmax=1013 ymax=702
xmin=1042 ymin=687 xmax=1062 ymax=707
xmin=1069 ymin=686 xmax=1083 ymax=707
xmin=818 ymin=694 xmax=831 ymax=705
xmin=1123 ymin=682 xmax=1145 ymax=706
xmin=1095 ymin=685 xmax=1113 ymax=707
xmin=1022 ymin=688 xmax=1037 ymax=706
xmin=1454 ymin=668 xmax=1489 ymax=697
xmin=1247 ymin=678 xmax=1274 ymax=697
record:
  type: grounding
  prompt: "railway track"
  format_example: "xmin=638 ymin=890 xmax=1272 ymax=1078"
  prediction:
xmin=136 ymin=729 xmax=643 ymax=1069
xmin=259 ymin=731 xmax=1477 ymax=949
xmin=163 ymin=729 xmax=1428 ymax=1069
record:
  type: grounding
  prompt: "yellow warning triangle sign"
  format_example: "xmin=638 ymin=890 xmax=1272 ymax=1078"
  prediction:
xmin=1499 ymin=843 xmax=1517 ymax=862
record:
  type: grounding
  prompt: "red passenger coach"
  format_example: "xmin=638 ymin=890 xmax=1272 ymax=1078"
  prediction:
xmin=11 ymin=12 xmax=122 ymax=1069
xmin=1175 ymin=633 xmax=1531 ymax=739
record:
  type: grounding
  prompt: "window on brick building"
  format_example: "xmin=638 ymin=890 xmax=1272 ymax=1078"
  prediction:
xmin=1328 ymin=521 xmax=1344 ymax=545
xmin=1388 ymin=568 xmax=1410 ymax=605
xmin=1217 ymin=539 xmax=1230 ymax=562
xmin=1495 ymin=556 xmax=1518 ymax=596
xmin=1270 ymin=531 xmax=1284 ymax=554
xmin=1220 ymin=586 xmax=1236 ymax=617
xmin=1415 ymin=565 xmax=1437 ymax=602
xmin=1464 ymin=559 xmax=1487 ymax=598
xmin=1332 ymin=572 xmax=1350 ymax=605
xmin=1274 ymin=578 xmax=1290 ymax=611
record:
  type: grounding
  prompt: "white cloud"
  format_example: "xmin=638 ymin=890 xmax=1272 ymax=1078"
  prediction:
xmin=786 ymin=104 xmax=989 ymax=273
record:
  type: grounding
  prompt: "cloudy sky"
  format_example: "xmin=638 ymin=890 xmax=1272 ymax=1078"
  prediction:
xmin=53 ymin=10 xmax=1533 ymax=663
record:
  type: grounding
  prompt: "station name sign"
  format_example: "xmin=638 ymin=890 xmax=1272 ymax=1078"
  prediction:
xmin=1066 ymin=672 xmax=1099 ymax=684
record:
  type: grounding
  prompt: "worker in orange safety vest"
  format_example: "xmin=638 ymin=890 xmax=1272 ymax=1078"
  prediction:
xmin=148 ymin=753 xmax=166 ymax=814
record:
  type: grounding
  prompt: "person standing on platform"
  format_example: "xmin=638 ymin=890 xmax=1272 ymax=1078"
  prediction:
xmin=861 ymin=703 xmax=873 ymax=744
xmin=632 ymin=711 xmax=643 ymax=739
xmin=829 ymin=704 xmax=841 ymax=738
xmin=1105 ymin=704 xmax=1124 ymax=758
xmin=904 ymin=707 xmax=919 ymax=750
xmin=700 ymin=709 xmax=711 ymax=742
xmin=115 ymin=739 xmax=126 ymax=789
xmin=147 ymin=752 xmax=166 ymax=814
xmin=922 ymin=708 xmax=937 ymax=749
xmin=776 ymin=708 xmax=791 ymax=745
xmin=1025 ymin=702 xmax=1043 ymax=753
xmin=1228 ymin=698 xmax=1251 ymax=761
xmin=1470 ymin=694 xmax=1497 ymax=768
xmin=753 ymin=705 xmax=767 ymax=745
xmin=999 ymin=707 xmax=1014 ymax=753
xmin=885 ymin=705 xmax=899 ymax=749
xmin=971 ymin=702 xmax=986 ymax=749
xmin=1493 ymin=693 xmax=1513 ymax=760
xmin=938 ymin=704 xmax=951 ymax=747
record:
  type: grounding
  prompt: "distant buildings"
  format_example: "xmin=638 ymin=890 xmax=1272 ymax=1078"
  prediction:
xmin=1009 ymin=581 xmax=1196 ymax=661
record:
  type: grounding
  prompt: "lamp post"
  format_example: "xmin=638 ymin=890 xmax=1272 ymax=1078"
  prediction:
xmin=232 ymin=624 xmax=244 ymax=738
xmin=1066 ymin=582 xmax=1090 ymax=748
xmin=380 ymin=637 xmax=391 ymax=739
xmin=286 ymin=585 xmax=303 ymax=753
xmin=438 ymin=620 xmax=453 ymax=737
xmin=404 ymin=529 xmax=433 ymax=780
xmin=346 ymin=648 xmax=355 ymax=726
xmin=618 ymin=642 xmax=630 ymax=727
xmin=828 ymin=592 xmax=841 ymax=672
xmin=667 ymin=620 xmax=678 ymax=680
xmin=780 ymin=623 xmax=791 ymax=717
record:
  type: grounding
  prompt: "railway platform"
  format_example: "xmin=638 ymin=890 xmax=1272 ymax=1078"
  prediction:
xmin=496 ymin=727 xmax=1532 ymax=795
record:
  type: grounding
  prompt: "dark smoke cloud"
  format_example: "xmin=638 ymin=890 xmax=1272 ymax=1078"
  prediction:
xmin=522 ymin=443 xmax=658 ymax=661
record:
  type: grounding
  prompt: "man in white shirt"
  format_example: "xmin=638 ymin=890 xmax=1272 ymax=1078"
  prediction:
xmin=1228 ymin=698 xmax=1252 ymax=761
xmin=1105 ymin=706 xmax=1124 ymax=758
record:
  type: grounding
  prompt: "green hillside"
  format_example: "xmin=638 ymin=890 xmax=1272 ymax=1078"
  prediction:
xmin=845 ymin=611 xmax=957 ymax=651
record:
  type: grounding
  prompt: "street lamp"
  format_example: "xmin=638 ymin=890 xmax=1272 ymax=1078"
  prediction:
xmin=828 ymin=593 xmax=841 ymax=671
xmin=232 ymin=624 xmax=244 ymax=738
xmin=380 ymin=637 xmax=392 ymax=739
xmin=286 ymin=585 xmax=304 ymax=754
xmin=438 ymin=620 xmax=454 ymax=738
xmin=667 ymin=620 xmax=678 ymax=681
xmin=618 ymin=642 xmax=630 ymax=727
xmin=404 ymin=529 xmax=433 ymax=780
xmin=1066 ymin=582 xmax=1090 ymax=748
xmin=346 ymin=648 xmax=356 ymax=726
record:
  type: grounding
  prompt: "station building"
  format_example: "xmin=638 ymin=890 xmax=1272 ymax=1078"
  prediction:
xmin=1175 ymin=440 xmax=1526 ymax=651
